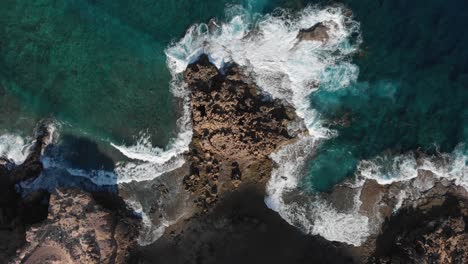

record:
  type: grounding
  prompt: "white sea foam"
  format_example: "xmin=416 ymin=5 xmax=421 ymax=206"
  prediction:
xmin=0 ymin=134 xmax=31 ymax=164
xmin=167 ymin=5 xmax=361 ymax=138
xmin=265 ymin=136 xmax=370 ymax=246
xmin=110 ymin=71 xmax=192 ymax=184
xmin=310 ymin=198 xmax=369 ymax=246
xmin=125 ymin=198 xmax=171 ymax=246
xmin=357 ymin=144 xmax=468 ymax=188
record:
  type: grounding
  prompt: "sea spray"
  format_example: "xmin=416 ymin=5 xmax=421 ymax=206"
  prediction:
xmin=166 ymin=5 xmax=361 ymax=137
xmin=112 ymin=4 xmax=361 ymax=181
xmin=114 ymin=4 xmax=365 ymax=245
xmin=265 ymin=136 xmax=370 ymax=246
xmin=0 ymin=134 xmax=31 ymax=164
xmin=357 ymin=144 xmax=468 ymax=188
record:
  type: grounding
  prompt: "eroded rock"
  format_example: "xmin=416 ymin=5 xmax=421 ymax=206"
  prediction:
xmin=13 ymin=189 xmax=140 ymax=264
xmin=183 ymin=54 xmax=300 ymax=210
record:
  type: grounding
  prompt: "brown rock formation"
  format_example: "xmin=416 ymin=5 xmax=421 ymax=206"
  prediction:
xmin=13 ymin=189 xmax=140 ymax=264
xmin=182 ymin=54 xmax=299 ymax=211
xmin=348 ymin=169 xmax=468 ymax=263
xmin=371 ymin=193 xmax=468 ymax=264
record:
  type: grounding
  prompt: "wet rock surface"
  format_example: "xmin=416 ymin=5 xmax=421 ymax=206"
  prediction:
xmin=134 ymin=187 xmax=356 ymax=264
xmin=296 ymin=22 xmax=335 ymax=43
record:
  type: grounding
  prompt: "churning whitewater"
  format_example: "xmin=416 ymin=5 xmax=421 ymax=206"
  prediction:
xmin=2 ymin=4 xmax=466 ymax=248
xmin=114 ymin=4 xmax=361 ymax=183
xmin=115 ymin=4 xmax=368 ymax=246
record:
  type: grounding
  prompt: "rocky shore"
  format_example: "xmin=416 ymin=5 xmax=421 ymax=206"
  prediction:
xmin=132 ymin=27 xmax=468 ymax=263
xmin=14 ymin=188 xmax=140 ymax=264
xmin=0 ymin=124 xmax=140 ymax=264
xmin=182 ymin=54 xmax=300 ymax=211
xmin=2 ymin=21 xmax=467 ymax=264
xmin=132 ymin=55 xmax=353 ymax=263
xmin=358 ymin=171 xmax=468 ymax=263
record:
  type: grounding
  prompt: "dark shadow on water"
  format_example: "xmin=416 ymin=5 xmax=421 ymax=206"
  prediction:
xmin=37 ymin=133 xmax=119 ymax=194
xmin=57 ymin=134 xmax=116 ymax=172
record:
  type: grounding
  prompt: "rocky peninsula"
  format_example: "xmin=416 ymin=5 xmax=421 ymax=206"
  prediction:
xmin=1 ymin=22 xmax=467 ymax=264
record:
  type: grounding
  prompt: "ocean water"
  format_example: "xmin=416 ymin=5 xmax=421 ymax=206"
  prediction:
xmin=1 ymin=0 xmax=467 ymax=246
xmin=303 ymin=0 xmax=468 ymax=191
xmin=0 ymin=0 xmax=270 ymax=145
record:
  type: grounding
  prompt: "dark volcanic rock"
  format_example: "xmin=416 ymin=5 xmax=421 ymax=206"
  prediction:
xmin=371 ymin=194 xmax=468 ymax=264
xmin=0 ymin=124 xmax=53 ymax=262
xmin=297 ymin=22 xmax=335 ymax=43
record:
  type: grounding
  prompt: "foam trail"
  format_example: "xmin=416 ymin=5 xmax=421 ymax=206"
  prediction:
xmin=111 ymin=79 xmax=192 ymax=183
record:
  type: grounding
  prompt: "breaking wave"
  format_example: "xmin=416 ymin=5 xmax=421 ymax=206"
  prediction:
xmin=166 ymin=5 xmax=360 ymax=137
xmin=265 ymin=136 xmax=370 ymax=246
xmin=0 ymin=134 xmax=32 ymax=164
xmin=109 ymin=4 xmax=365 ymax=245
xmin=358 ymin=144 xmax=468 ymax=188
xmin=110 ymin=5 xmax=361 ymax=189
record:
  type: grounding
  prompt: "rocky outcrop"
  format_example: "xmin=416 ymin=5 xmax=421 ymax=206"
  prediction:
xmin=134 ymin=54 xmax=468 ymax=264
xmin=183 ymin=55 xmax=300 ymax=211
xmin=297 ymin=22 xmax=336 ymax=43
xmin=371 ymin=193 xmax=468 ymax=264
xmin=347 ymin=169 xmax=468 ymax=263
xmin=13 ymin=189 xmax=140 ymax=264
xmin=0 ymin=124 xmax=53 ymax=262
xmin=0 ymin=125 xmax=141 ymax=264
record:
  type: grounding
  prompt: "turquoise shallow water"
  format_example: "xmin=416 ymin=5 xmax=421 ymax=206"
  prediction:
xmin=1 ymin=0 xmax=467 ymax=191
xmin=0 ymin=0 xmax=270 ymax=145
